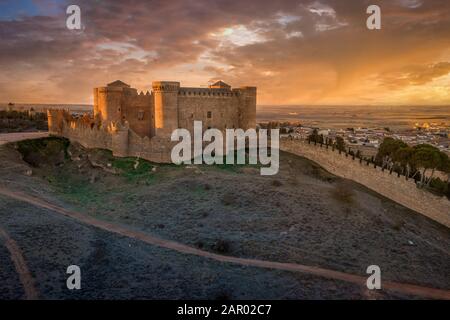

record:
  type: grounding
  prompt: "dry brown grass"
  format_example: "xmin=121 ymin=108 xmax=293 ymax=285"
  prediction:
xmin=271 ymin=179 xmax=283 ymax=187
xmin=221 ymin=192 xmax=236 ymax=206
xmin=331 ymin=182 xmax=355 ymax=205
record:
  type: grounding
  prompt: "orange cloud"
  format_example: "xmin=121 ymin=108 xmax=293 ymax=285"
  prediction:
xmin=0 ymin=0 xmax=449 ymax=105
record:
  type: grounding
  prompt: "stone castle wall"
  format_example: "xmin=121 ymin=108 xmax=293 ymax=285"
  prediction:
xmin=92 ymin=81 xmax=256 ymax=139
xmin=48 ymin=80 xmax=256 ymax=164
xmin=47 ymin=80 xmax=256 ymax=164
xmin=177 ymin=92 xmax=241 ymax=132
xmin=94 ymin=86 xmax=154 ymax=138
xmin=47 ymin=109 xmax=176 ymax=163
xmin=280 ymin=138 xmax=450 ymax=228
xmin=121 ymin=90 xmax=154 ymax=138
xmin=175 ymin=86 xmax=256 ymax=135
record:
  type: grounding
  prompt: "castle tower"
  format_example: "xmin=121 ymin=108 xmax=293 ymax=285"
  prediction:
xmin=47 ymin=109 xmax=64 ymax=134
xmin=94 ymin=80 xmax=130 ymax=124
xmin=238 ymin=87 xmax=257 ymax=130
xmin=152 ymin=81 xmax=180 ymax=137
xmin=47 ymin=109 xmax=56 ymax=134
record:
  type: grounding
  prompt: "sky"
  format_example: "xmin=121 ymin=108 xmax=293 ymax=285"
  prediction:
xmin=0 ymin=0 xmax=449 ymax=105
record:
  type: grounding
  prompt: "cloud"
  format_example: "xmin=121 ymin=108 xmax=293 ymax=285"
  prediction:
xmin=0 ymin=0 xmax=449 ymax=105
xmin=405 ymin=62 xmax=450 ymax=85
xmin=397 ymin=0 xmax=424 ymax=9
xmin=380 ymin=62 xmax=450 ymax=88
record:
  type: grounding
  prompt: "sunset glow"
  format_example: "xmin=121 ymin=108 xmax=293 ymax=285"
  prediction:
xmin=0 ymin=0 xmax=449 ymax=105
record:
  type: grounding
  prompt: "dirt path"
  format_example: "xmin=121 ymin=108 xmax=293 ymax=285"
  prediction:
xmin=0 ymin=186 xmax=449 ymax=300
xmin=0 ymin=132 xmax=49 ymax=146
xmin=0 ymin=226 xmax=39 ymax=300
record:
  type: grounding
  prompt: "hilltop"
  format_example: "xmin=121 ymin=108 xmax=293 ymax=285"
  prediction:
xmin=0 ymin=137 xmax=448 ymax=299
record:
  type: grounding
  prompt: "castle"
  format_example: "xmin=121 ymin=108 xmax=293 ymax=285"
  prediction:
xmin=48 ymin=80 xmax=256 ymax=162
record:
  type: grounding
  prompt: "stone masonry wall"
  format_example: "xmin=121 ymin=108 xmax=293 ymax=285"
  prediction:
xmin=177 ymin=95 xmax=241 ymax=132
xmin=280 ymin=138 xmax=450 ymax=228
xmin=47 ymin=109 xmax=176 ymax=163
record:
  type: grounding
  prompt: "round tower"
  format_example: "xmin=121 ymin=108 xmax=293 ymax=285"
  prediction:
xmin=238 ymin=86 xmax=257 ymax=130
xmin=93 ymin=88 xmax=99 ymax=118
xmin=152 ymin=81 xmax=180 ymax=138
xmin=47 ymin=110 xmax=56 ymax=134
xmin=95 ymin=86 xmax=124 ymax=124
xmin=47 ymin=109 xmax=63 ymax=134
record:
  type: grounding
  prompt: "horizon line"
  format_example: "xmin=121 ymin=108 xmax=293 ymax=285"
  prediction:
xmin=2 ymin=102 xmax=450 ymax=108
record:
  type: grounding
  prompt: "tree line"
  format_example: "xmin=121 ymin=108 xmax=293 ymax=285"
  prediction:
xmin=308 ymin=129 xmax=346 ymax=152
xmin=375 ymin=137 xmax=450 ymax=196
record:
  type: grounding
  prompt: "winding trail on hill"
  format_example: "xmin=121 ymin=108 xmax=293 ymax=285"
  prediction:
xmin=0 ymin=226 xmax=39 ymax=300
xmin=0 ymin=186 xmax=449 ymax=300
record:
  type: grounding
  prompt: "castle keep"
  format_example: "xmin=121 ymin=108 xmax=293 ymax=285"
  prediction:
xmin=48 ymin=80 xmax=256 ymax=162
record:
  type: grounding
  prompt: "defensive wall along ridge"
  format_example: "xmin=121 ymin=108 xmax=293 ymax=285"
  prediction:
xmin=280 ymin=138 xmax=450 ymax=228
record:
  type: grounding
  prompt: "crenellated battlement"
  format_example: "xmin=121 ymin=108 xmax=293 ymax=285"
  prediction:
xmin=178 ymin=88 xmax=240 ymax=97
xmin=152 ymin=81 xmax=180 ymax=92
xmin=48 ymin=79 xmax=256 ymax=163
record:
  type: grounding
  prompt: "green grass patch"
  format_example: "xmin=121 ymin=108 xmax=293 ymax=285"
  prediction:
xmin=48 ymin=172 xmax=102 ymax=206
xmin=112 ymin=157 xmax=157 ymax=182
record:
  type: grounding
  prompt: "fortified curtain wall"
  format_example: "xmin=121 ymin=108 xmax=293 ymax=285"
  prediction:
xmin=280 ymin=138 xmax=450 ymax=228
xmin=47 ymin=109 xmax=176 ymax=163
